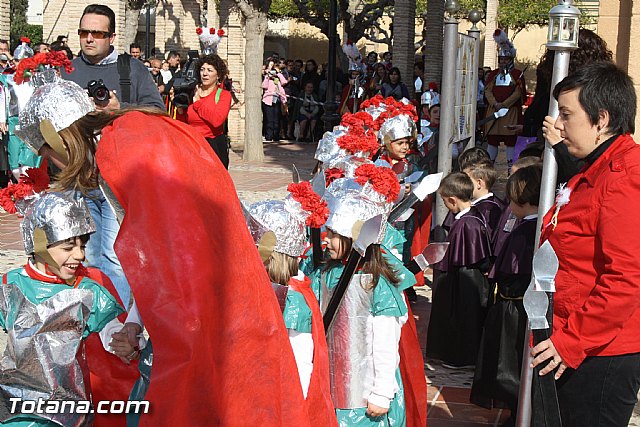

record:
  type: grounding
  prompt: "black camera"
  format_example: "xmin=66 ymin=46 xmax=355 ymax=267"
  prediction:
xmin=171 ymin=49 xmax=199 ymax=109
xmin=87 ymin=79 xmax=110 ymax=106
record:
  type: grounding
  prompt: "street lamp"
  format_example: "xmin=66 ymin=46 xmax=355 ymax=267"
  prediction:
xmin=321 ymin=0 xmax=340 ymax=132
xmin=517 ymin=2 xmax=580 ymax=426
xmin=547 ymin=1 xmax=581 ymax=50
xmin=466 ymin=9 xmax=482 ymax=149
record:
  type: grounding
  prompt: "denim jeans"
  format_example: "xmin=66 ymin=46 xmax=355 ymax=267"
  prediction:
xmin=83 ymin=188 xmax=131 ymax=308
xmin=555 ymin=353 xmax=640 ymax=427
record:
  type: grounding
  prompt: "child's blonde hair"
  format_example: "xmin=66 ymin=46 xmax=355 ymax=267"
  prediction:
xmin=264 ymin=251 xmax=299 ymax=286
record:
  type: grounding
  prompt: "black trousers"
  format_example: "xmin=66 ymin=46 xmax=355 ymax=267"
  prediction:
xmin=554 ymin=353 xmax=640 ymax=427
xmin=206 ymin=135 xmax=229 ymax=170
xmin=263 ymin=102 xmax=281 ymax=141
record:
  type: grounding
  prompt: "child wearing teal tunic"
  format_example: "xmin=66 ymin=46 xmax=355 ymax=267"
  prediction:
xmin=310 ymin=227 xmax=416 ymax=427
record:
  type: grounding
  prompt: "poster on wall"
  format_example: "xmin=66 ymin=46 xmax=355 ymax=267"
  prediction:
xmin=454 ymin=33 xmax=476 ymax=142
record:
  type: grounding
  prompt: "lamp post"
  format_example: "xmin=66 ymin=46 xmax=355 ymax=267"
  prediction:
xmin=517 ymin=2 xmax=580 ymax=426
xmin=144 ymin=1 xmax=154 ymax=60
xmin=466 ymin=9 xmax=482 ymax=150
xmin=434 ymin=0 xmax=459 ymax=226
xmin=321 ymin=0 xmax=340 ymax=132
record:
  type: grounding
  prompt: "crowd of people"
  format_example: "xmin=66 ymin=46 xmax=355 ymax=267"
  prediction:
xmin=1 ymin=3 xmax=640 ymax=427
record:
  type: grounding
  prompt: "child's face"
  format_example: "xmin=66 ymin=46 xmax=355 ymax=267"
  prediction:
xmin=387 ymin=137 xmax=411 ymax=160
xmin=429 ymin=106 xmax=440 ymax=125
xmin=325 ymin=228 xmax=349 ymax=260
xmin=161 ymin=62 xmax=170 ymax=71
xmin=510 ymin=201 xmax=535 ymax=219
xmin=37 ymin=237 xmax=86 ymax=281
xmin=304 ymin=83 xmax=314 ymax=94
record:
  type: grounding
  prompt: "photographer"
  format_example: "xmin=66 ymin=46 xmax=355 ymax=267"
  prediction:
xmin=61 ymin=4 xmax=164 ymax=111
xmin=261 ymin=58 xmax=287 ymax=142
xmin=177 ymin=54 xmax=231 ymax=169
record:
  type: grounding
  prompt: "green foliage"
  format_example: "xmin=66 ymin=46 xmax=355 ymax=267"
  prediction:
xmin=497 ymin=0 xmax=556 ymax=34
xmin=10 ymin=0 xmax=43 ymax=47
xmin=269 ymin=0 xmax=303 ymax=19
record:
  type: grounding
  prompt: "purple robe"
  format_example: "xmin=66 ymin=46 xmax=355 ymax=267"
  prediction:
xmin=473 ymin=195 xmax=507 ymax=244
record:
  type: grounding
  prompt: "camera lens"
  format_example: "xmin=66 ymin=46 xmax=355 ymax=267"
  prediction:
xmin=94 ymin=87 xmax=109 ymax=102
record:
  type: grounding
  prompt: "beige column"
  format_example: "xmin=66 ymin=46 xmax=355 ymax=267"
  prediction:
xmin=597 ymin=0 xmax=640 ymax=136
xmin=482 ymin=0 xmax=498 ymax=69
xmin=43 ymin=0 xmax=125 ymax=53
xmin=0 ymin=0 xmax=10 ymax=41
xmin=208 ymin=0 xmax=219 ymax=28
xmin=154 ymin=0 xmax=203 ymax=56
xmin=217 ymin=0 xmax=245 ymax=149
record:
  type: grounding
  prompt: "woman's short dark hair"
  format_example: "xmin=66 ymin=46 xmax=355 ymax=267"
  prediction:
xmin=553 ymin=62 xmax=636 ymax=135
xmin=389 ymin=67 xmax=402 ymax=81
xmin=439 ymin=172 xmax=474 ymax=201
xmin=507 ymin=164 xmax=543 ymax=206
xmin=197 ymin=54 xmax=228 ymax=83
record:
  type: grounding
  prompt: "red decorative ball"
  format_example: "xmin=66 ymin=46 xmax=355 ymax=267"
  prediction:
xmin=209 ymin=27 xmax=215 ymax=34
xmin=196 ymin=27 xmax=203 ymax=35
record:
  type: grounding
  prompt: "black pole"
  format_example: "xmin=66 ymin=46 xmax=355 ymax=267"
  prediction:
xmin=321 ymin=0 xmax=340 ymax=132
xmin=145 ymin=5 xmax=151 ymax=59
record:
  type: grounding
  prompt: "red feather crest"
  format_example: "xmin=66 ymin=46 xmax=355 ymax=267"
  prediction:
xmin=14 ymin=51 xmax=74 ymax=85
xmin=354 ymin=164 xmax=400 ymax=203
xmin=287 ymin=182 xmax=330 ymax=228
xmin=0 ymin=163 xmax=50 ymax=214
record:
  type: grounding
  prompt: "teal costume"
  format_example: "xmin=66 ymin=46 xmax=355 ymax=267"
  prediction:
xmin=283 ymin=287 xmax=313 ymax=333
xmin=2 ymin=75 xmax=41 ymax=171
xmin=308 ymin=251 xmax=416 ymax=426
xmin=0 ymin=267 xmax=123 ymax=426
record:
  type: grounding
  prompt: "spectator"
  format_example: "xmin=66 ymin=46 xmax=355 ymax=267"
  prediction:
xmin=34 ymin=42 xmax=50 ymax=53
xmin=56 ymin=34 xmax=68 ymax=46
xmin=296 ymin=82 xmax=320 ymax=142
xmin=0 ymin=39 xmax=10 ymax=72
xmin=294 ymin=59 xmax=304 ymax=75
xmin=166 ymin=50 xmax=181 ymax=75
xmin=180 ymin=54 xmax=232 ymax=169
xmin=160 ymin=60 xmax=172 ymax=85
xmin=129 ymin=42 xmax=142 ymax=60
xmin=382 ymin=67 xmax=410 ymax=100
xmin=365 ymin=51 xmax=378 ymax=78
xmin=50 ymin=41 xmax=73 ymax=60
xmin=414 ymin=61 xmax=424 ymax=95
xmin=381 ymin=51 xmax=392 ymax=70
xmin=368 ymin=63 xmax=388 ymax=98
xmin=60 ymin=3 xmax=164 ymax=309
xmin=262 ymin=59 xmax=287 ymax=142
xmin=149 ymin=58 xmax=164 ymax=93
xmin=300 ymin=59 xmax=320 ymax=95
xmin=62 ymin=4 xmax=164 ymax=110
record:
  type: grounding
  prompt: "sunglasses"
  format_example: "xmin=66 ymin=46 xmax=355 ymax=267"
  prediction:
xmin=78 ymin=29 xmax=112 ymax=39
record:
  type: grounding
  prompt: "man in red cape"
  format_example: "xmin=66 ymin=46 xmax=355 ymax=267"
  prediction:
xmin=95 ymin=111 xmax=311 ymax=426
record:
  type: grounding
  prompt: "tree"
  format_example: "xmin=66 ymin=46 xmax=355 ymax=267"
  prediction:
xmin=10 ymin=0 xmax=42 ymax=47
xmin=393 ymin=0 xmax=416 ymax=98
xmin=124 ymin=0 xmax=146 ymax=53
xmin=422 ymin=0 xmax=444 ymax=86
xmin=234 ymin=0 xmax=272 ymax=161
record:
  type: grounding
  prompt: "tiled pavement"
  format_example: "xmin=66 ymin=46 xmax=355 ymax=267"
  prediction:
xmin=1 ymin=140 xmax=639 ymax=426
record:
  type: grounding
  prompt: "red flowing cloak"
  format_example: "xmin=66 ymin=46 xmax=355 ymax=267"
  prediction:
xmin=288 ymin=276 xmax=338 ymax=427
xmin=399 ymin=303 xmax=428 ymax=427
xmin=95 ymin=112 xmax=311 ymax=426
xmin=410 ymin=196 xmax=433 ymax=286
xmin=82 ymin=266 xmax=139 ymax=427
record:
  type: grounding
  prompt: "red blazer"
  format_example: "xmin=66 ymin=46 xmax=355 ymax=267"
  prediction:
xmin=185 ymin=86 xmax=231 ymax=139
xmin=541 ymin=134 xmax=640 ymax=369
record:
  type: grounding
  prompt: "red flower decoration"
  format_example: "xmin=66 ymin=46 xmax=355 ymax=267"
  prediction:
xmin=287 ymin=182 xmax=330 ymax=228
xmin=371 ymin=96 xmax=418 ymax=130
xmin=354 ymin=164 xmax=400 ymax=203
xmin=196 ymin=27 xmax=203 ymax=35
xmin=0 ymin=163 xmax=50 ymax=214
xmin=428 ymin=82 xmax=438 ymax=91
xmin=360 ymin=94 xmax=385 ymax=110
xmin=324 ymin=167 xmax=345 ymax=187
xmin=14 ymin=51 xmax=73 ymax=85
xmin=336 ymin=126 xmax=379 ymax=157
xmin=209 ymin=27 xmax=215 ymax=34
xmin=20 ymin=36 xmax=31 ymax=44
xmin=340 ymin=111 xmax=374 ymax=130
xmin=217 ymin=29 xmax=225 ymax=37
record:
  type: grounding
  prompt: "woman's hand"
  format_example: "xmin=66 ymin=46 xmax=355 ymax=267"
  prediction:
xmin=366 ymin=402 xmax=388 ymax=418
xmin=542 ymin=116 xmax=563 ymax=146
xmin=531 ymin=338 xmax=568 ymax=380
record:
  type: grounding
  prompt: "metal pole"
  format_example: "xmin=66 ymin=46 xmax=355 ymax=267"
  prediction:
xmin=145 ymin=5 xmax=151 ymax=59
xmin=434 ymin=15 xmax=458 ymax=226
xmin=467 ymin=25 xmax=481 ymax=150
xmin=322 ymin=0 xmax=340 ymax=132
xmin=516 ymin=50 xmax=570 ymax=427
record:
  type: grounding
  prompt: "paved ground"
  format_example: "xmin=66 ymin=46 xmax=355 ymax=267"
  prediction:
xmin=1 ymin=139 xmax=639 ymax=426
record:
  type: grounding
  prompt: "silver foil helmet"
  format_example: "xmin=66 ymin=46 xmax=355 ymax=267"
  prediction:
xmin=13 ymin=41 xmax=34 ymax=60
xmin=15 ymin=79 xmax=95 ymax=153
xmin=21 ymin=191 xmax=96 ymax=255
xmin=247 ymin=199 xmax=309 ymax=257
xmin=378 ymin=114 xmax=418 ymax=146
xmin=323 ymin=177 xmax=392 ymax=243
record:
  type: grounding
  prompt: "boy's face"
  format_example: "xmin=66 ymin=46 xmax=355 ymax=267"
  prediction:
xmin=37 ymin=237 xmax=86 ymax=281
xmin=387 ymin=137 xmax=411 ymax=160
xmin=325 ymin=228 xmax=348 ymax=260
xmin=161 ymin=62 xmax=170 ymax=71
xmin=510 ymin=201 xmax=534 ymax=219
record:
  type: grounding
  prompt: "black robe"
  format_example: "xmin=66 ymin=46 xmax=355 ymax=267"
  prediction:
xmin=426 ymin=206 xmax=493 ymax=367
xmin=474 ymin=194 xmax=507 ymax=246
xmin=470 ymin=217 xmax=537 ymax=411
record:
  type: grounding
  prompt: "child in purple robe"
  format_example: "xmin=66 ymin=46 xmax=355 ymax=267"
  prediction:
xmin=426 ymin=172 xmax=493 ymax=368
xmin=463 ymin=160 xmax=507 ymax=244
xmin=470 ymin=164 xmax=543 ymax=423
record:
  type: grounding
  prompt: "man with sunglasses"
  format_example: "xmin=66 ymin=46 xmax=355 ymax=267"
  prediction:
xmin=62 ymin=4 xmax=164 ymax=111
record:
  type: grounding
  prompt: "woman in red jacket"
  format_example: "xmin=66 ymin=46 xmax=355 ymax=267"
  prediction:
xmin=532 ymin=62 xmax=640 ymax=426
xmin=183 ymin=54 xmax=232 ymax=168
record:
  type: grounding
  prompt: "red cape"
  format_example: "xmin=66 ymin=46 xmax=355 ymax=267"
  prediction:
xmin=289 ymin=276 xmax=338 ymax=427
xmin=95 ymin=112 xmax=311 ymax=426
xmin=83 ymin=267 xmax=139 ymax=427
xmin=410 ymin=196 xmax=433 ymax=286
xmin=399 ymin=303 xmax=428 ymax=427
